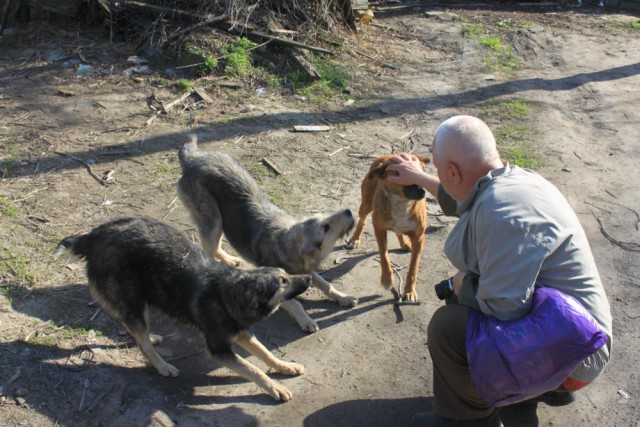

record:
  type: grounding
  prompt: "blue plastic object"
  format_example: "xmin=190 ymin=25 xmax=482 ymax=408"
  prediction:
xmin=466 ymin=286 xmax=607 ymax=407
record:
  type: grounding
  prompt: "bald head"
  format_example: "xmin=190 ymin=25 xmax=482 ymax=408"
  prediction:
xmin=432 ymin=115 xmax=501 ymax=171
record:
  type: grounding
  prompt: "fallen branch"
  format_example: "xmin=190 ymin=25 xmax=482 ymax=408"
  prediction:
xmin=261 ymin=158 xmax=282 ymax=175
xmin=123 ymin=1 xmax=333 ymax=56
xmin=162 ymin=90 xmax=194 ymax=113
xmin=595 ymin=217 xmax=640 ymax=253
xmin=166 ymin=14 xmax=229 ymax=43
xmin=54 ymin=152 xmax=110 ymax=186
xmin=87 ymin=382 xmax=116 ymax=412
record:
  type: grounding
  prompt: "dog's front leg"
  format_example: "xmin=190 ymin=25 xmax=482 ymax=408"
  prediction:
xmin=126 ymin=323 xmax=180 ymax=377
xmin=280 ymin=299 xmax=319 ymax=333
xmin=235 ymin=331 xmax=304 ymax=376
xmin=311 ymin=271 xmax=358 ymax=307
xmin=403 ymin=233 xmax=425 ymax=302
xmin=214 ymin=352 xmax=294 ymax=402
xmin=374 ymin=227 xmax=394 ymax=290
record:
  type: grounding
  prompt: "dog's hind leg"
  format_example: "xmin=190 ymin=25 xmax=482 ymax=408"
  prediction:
xmin=311 ymin=271 xmax=358 ymax=307
xmin=235 ymin=330 xmax=304 ymax=375
xmin=280 ymin=299 xmax=319 ymax=333
xmin=198 ymin=222 xmax=243 ymax=267
xmin=213 ymin=351 xmax=295 ymax=401
xmin=123 ymin=308 xmax=179 ymax=377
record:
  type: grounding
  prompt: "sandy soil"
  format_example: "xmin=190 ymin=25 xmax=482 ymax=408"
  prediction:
xmin=1 ymin=2 xmax=639 ymax=426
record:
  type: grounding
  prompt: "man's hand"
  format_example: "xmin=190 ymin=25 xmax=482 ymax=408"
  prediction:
xmin=452 ymin=271 xmax=466 ymax=296
xmin=385 ymin=153 xmax=426 ymax=186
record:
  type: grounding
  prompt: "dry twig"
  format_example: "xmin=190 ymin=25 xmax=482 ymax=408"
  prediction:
xmin=54 ymin=152 xmax=111 ymax=186
xmin=595 ymin=217 xmax=640 ymax=253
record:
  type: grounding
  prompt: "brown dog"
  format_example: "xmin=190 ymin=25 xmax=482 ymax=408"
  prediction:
xmin=347 ymin=154 xmax=430 ymax=302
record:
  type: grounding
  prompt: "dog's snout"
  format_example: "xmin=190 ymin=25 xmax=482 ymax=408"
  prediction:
xmin=343 ymin=209 xmax=353 ymax=218
xmin=403 ymin=185 xmax=427 ymax=201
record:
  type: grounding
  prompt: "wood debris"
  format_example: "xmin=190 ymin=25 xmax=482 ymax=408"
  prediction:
xmin=293 ymin=125 xmax=331 ymax=132
xmin=261 ymin=158 xmax=282 ymax=175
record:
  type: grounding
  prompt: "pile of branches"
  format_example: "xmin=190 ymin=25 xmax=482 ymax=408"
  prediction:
xmin=103 ymin=0 xmax=355 ymax=48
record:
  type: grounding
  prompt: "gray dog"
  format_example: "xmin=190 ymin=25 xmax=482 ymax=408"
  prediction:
xmin=177 ymin=135 xmax=356 ymax=332
xmin=56 ymin=216 xmax=311 ymax=401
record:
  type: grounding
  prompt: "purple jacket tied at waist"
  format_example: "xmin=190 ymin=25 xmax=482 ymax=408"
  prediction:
xmin=466 ymin=286 xmax=607 ymax=407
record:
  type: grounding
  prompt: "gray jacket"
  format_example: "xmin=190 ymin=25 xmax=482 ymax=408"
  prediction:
xmin=439 ymin=164 xmax=613 ymax=344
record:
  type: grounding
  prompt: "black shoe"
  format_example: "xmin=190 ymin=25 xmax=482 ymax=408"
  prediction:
xmin=410 ymin=410 xmax=503 ymax=427
xmin=530 ymin=390 xmax=576 ymax=407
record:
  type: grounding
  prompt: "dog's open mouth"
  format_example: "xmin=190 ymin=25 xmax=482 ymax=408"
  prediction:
xmin=403 ymin=184 xmax=426 ymax=200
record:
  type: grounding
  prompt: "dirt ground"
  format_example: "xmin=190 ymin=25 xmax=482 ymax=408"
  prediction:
xmin=1 ymin=2 xmax=639 ymax=426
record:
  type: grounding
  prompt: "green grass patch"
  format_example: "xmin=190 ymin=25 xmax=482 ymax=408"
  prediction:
xmin=286 ymin=58 xmax=349 ymax=102
xmin=480 ymin=97 xmax=530 ymax=120
xmin=0 ymin=250 xmax=36 ymax=286
xmin=176 ymin=79 xmax=193 ymax=92
xmin=462 ymin=23 xmax=519 ymax=74
xmin=185 ymin=44 xmax=218 ymax=75
xmin=498 ymin=144 xmax=541 ymax=170
xmin=223 ymin=37 xmax=258 ymax=77
xmin=477 ymin=98 xmax=543 ymax=169
xmin=0 ymin=139 xmax=21 ymax=174
xmin=0 ymin=197 xmax=19 ymax=216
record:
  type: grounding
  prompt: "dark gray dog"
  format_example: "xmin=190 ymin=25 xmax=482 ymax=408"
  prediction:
xmin=56 ymin=216 xmax=311 ymax=401
xmin=177 ymin=135 xmax=356 ymax=333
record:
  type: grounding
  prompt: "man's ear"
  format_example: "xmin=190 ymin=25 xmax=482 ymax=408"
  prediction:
xmin=448 ymin=161 xmax=463 ymax=184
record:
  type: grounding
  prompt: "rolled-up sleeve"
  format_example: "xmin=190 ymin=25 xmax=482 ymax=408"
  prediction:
xmin=438 ymin=185 xmax=458 ymax=217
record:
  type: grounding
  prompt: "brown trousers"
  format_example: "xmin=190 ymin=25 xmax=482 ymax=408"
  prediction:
xmin=427 ymin=304 xmax=495 ymax=420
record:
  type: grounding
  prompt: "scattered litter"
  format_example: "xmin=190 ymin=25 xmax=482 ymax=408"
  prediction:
xmin=343 ymin=99 xmax=355 ymax=106
xmin=293 ymin=125 xmax=331 ymax=132
xmin=123 ymin=65 xmax=153 ymax=76
xmin=562 ymin=167 xmax=572 ymax=172
xmin=101 ymin=200 xmax=113 ymax=207
xmin=127 ymin=55 xmax=149 ymax=65
xmin=62 ymin=59 xmax=81 ymax=69
xmin=76 ymin=64 xmax=93 ymax=77
xmin=254 ymin=87 xmax=266 ymax=96
xmin=45 ymin=48 xmax=68 ymax=62
xmin=618 ymin=389 xmax=630 ymax=399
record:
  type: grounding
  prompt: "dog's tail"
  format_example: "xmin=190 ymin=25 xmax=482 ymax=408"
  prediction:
xmin=178 ymin=133 xmax=199 ymax=167
xmin=54 ymin=233 xmax=93 ymax=263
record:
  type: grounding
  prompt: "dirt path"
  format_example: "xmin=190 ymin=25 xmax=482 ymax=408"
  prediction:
xmin=1 ymin=3 xmax=639 ymax=426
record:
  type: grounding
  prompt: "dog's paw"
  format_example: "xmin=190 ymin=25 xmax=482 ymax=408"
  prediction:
xmin=381 ymin=272 xmax=394 ymax=289
xmin=157 ymin=363 xmax=180 ymax=377
xmin=345 ymin=239 xmax=360 ymax=250
xmin=301 ymin=318 xmax=320 ymax=333
xmin=267 ymin=381 xmax=294 ymax=402
xmin=338 ymin=295 xmax=359 ymax=307
xmin=402 ymin=291 xmax=419 ymax=303
xmin=277 ymin=361 xmax=305 ymax=376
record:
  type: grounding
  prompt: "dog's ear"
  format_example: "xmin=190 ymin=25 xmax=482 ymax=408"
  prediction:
xmin=367 ymin=164 xmax=388 ymax=180
xmin=415 ymin=155 xmax=431 ymax=167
